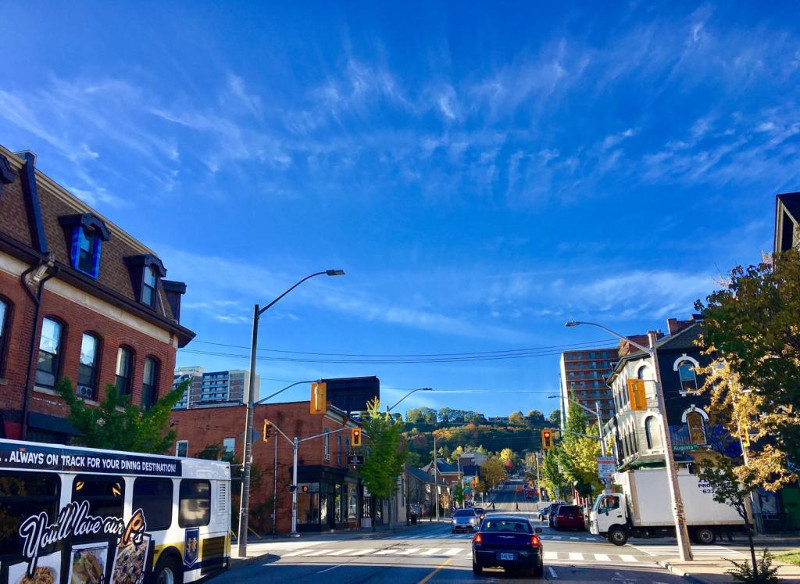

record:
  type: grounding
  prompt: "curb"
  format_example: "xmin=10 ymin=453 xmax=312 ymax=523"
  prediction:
xmin=231 ymin=553 xmax=279 ymax=570
xmin=658 ymin=560 xmax=715 ymax=584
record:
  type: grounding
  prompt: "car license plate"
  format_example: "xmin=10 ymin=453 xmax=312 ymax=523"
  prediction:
xmin=498 ymin=553 xmax=515 ymax=561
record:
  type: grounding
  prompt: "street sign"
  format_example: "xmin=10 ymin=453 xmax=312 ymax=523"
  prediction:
xmin=597 ymin=456 xmax=616 ymax=478
xmin=349 ymin=455 xmax=364 ymax=465
xmin=674 ymin=444 xmax=699 ymax=452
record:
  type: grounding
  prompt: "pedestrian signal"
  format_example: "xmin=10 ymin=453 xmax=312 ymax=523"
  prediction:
xmin=263 ymin=420 xmax=273 ymax=441
xmin=626 ymin=379 xmax=647 ymax=411
xmin=541 ymin=428 xmax=554 ymax=450
xmin=352 ymin=427 xmax=362 ymax=447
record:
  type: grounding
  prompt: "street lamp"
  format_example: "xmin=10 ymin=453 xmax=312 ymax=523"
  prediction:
xmin=237 ymin=269 xmax=345 ymax=558
xmin=387 ymin=387 xmax=433 ymax=412
xmin=565 ymin=320 xmax=693 ymax=561
xmin=547 ymin=394 xmax=607 ymax=456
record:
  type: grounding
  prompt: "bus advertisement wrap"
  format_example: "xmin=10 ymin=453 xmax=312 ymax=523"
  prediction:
xmin=0 ymin=439 xmax=231 ymax=584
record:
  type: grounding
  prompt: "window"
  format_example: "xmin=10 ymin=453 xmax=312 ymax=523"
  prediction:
xmin=72 ymin=474 xmax=124 ymax=519
xmin=77 ymin=333 xmax=100 ymax=399
xmin=179 ymin=479 xmax=211 ymax=527
xmin=645 ymin=416 xmax=663 ymax=450
xmin=36 ymin=317 xmax=63 ymax=388
xmin=115 ymin=347 xmax=134 ymax=397
xmin=0 ymin=472 xmax=61 ymax=556
xmin=678 ymin=361 xmax=698 ymax=393
xmin=176 ymin=440 xmax=188 ymax=457
xmin=0 ymin=298 xmax=9 ymax=376
xmin=686 ymin=411 xmax=707 ymax=445
xmin=60 ymin=214 xmax=110 ymax=279
xmin=142 ymin=266 xmax=157 ymax=307
xmin=142 ymin=356 xmax=159 ymax=410
xmin=133 ymin=477 xmax=173 ymax=531
xmin=323 ymin=428 xmax=330 ymax=461
xmin=222 ymin=437 xmax=235 ymax=462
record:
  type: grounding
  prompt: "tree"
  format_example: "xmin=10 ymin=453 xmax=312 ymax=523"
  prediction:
xmin=697 ymin=249 xmax=800 ymax=482
xmin=508 ymin=411 xmax=525 ymax=426
xmin=360 ymin=398 xmax=408 ymax=528
xmin=526 ymin=410 xmax=545 ymax=425
xmin=480 ymin=457 xmax=508 ymax=490
xmin=452 ymin=482 xmax=466 ymax=507
xmin=540 ymin=448 xmax=565 ymax=500
xmin=557 ymin=402 xmax=602 ymax=497
xmin=407 ymin=407 xmax=438 ymax=424
xmin=58 ymin=377 xmax=187 ymax=454
xmin=693 ymin=452 xmax=770 ymax=582
xmin=548 ymin=409 xmax=561 ymax=425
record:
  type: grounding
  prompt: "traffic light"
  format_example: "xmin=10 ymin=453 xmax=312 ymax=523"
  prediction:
xmin=352 ymin=427 xmax=362 ymax=447
xmin=262 ymin=419 xmax=273 ymax=442
xmin=541 ymin=428 xmax=554 ymax=450
xmin=310 ymin=381 xmax=327 ymax=414
xmin=626 ymin=379 xmax=647 ymax=411
xmin=739 ymin=423 xmax=750 ymax=447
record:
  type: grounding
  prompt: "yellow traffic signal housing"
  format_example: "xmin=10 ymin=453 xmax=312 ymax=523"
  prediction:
xmin=627 ymin=379 xmax=647 ymax=411
xmin=310 ymin=381 xmax=327 ymax=414
xmin=541 ymin=428 xmax=554 ymax=450
xmin=352 ymin=427 xmax=362 ymax=447
xmin=740 ymin=424 xmax=750 ymax=447
xmin=262 ymin=419 xmax=273 ymax=442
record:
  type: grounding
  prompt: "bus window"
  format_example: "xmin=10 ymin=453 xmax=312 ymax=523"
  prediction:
xmin=0 ymin=472 xmax=61 ymax=555
xmin=72 ymin=474 xmax=125 ymax=518
xmin=133 ymin=477 xmax=173 ymax=531
xmin=179 ymin=479 xmax=211 ymax=528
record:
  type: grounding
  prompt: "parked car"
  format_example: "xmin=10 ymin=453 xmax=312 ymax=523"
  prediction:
xmin=552 ymin=504 xmax=585 ymax=531
xmin=548 ymin=503 xmax=562 ymax=528
xmin=472 ymin=515 xmax=544 ymax=577
xmin=452 ymin=508 xmax=480 ymax=533
xmin=537 ymin=504 xmax=553 ymax=522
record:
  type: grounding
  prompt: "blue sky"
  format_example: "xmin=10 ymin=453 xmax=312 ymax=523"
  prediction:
xmin=2 ymin=3 xmax=798 ymax=418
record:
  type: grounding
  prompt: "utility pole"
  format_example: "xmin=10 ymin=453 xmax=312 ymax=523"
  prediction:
xmin=433 ymin=432 xmax=439 ymax=521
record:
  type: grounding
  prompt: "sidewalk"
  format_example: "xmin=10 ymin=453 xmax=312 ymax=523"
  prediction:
xmin=658 ymin=557 xmax=800 ymax=584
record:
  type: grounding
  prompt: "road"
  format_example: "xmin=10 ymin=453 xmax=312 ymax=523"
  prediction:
xmin=219 ymin=481 xmax=705 ymax=584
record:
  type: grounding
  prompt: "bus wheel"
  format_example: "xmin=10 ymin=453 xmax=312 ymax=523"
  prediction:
xmin=694 ymin=527 xmax=716 ymax=545
xmin=154 ymin=556 xmax=183 ymax=584
xmin=608 ymin=526 xmax=628 ymax=546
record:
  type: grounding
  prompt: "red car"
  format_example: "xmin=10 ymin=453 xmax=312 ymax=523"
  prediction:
xmin=552 ymin=504 xmax=585 ymax=530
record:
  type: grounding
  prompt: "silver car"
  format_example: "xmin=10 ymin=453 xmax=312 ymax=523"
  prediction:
xmin=451 ymin=508 xmax=479 ymax=533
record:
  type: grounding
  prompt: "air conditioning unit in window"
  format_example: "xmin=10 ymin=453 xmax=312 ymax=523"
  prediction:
xmin=76 ymin=385 xmax=94 ymax=399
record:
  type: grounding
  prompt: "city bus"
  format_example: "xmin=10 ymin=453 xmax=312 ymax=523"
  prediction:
xmin=0 ymin=438 xmax=231 ymax=584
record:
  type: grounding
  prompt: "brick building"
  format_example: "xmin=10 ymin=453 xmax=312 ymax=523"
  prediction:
xmin=169 ymin=400 xmax=370 ymax=534
xmin=558 ymin=346 xmax=617 ymax=428
xmin=0 ymin=145 xmax=194 ymax=442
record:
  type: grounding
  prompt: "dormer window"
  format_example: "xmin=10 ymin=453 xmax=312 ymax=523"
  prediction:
xmin=124 ymin=254 xmax=167 ymax=309
xmin=59 ymin=214 xmax=110 ymax=279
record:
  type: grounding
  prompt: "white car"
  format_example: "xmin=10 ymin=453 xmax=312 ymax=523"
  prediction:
xmin=451 ymin=508 xmax=479 ymax=533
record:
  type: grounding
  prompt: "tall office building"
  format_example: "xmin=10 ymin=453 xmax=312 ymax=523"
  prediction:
xmin=559 ymin=347 xmax=617 ymax=429
xmin=172 ymin=367 xmax=259 ymax=409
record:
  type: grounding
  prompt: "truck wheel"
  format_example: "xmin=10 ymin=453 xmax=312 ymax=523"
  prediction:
xmin=153 ymin=555 xmax=183 ymax=584
xmin=694 ymin=527 xmax=716 ymax=545
xmin=608 ymin=526 xmax=628 ymax=546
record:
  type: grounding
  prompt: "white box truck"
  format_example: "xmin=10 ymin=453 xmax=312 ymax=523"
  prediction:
xmin=589 ymin=468 xmax=747 ymax=545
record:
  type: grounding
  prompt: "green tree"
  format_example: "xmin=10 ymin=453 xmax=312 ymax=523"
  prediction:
xmin=59 ymin=377 xmax=187 ymax=454
xmin=360 ymin=398 xmax=408 ymax=527
xmin=697 ymin=248 xmax=800 ymax=481
xmin=452 ymin=482 xmax=466 ymax=506
xmin=407 ymin=407 xmax=438 ymax=424
xmin=548 ymin=409 xmax=561 ymax=425
xmin=540 ymin=448 xmax=565 ymax=500
xmin=508 ymin=411 xmax=525 ymax=425
xmin=557 ymin=402 xmax=602 ymax=497
xmin=526 ymin=410 xmax=545 ymax=425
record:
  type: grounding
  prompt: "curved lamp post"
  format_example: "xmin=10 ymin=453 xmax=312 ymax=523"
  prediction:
xmin=237 ymin=269 xmax=345 ymax=558
xmin=565 ymin=320 xmax=693 ymax=561
xmin=386 ymin=387 xmax=433 ymax=413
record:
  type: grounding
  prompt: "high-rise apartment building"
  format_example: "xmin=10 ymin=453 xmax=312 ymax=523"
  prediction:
xmin=172 ymin=367 xmax=259 ymax=409
xmin=559 ymin=347 xmax=617 ymax=429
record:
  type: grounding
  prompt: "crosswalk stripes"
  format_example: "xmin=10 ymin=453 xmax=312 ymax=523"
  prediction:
xmin=385 ymin=532 xmax=601 ymax=542
xmin=630 ymin=544 xmax=745 ymax=557
xmin=280 ymin=547 xmax=645 ymax=563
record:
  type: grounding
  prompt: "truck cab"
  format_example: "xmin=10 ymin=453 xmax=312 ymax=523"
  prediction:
xmin=590 ymin=493 xmax=628 ymax=544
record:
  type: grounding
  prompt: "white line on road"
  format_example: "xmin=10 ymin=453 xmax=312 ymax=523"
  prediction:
xmin=282 ymin=549 xmax=314 ymax=557
xmin=544 ymin=551 xmax=558 ymax=560
xmin=443 ymin=549 xmax=462 ymax=556
xmin=395 ymin=548 xmax=421 ymax=555
xmin=349 ymin=549 xmax=376 ymax=556
xmin=619 ymin=554 xmax=638 ymax=563
xmin=316 ymin=564 xmax=343 ymax=574
xmin=548 ymin=567 xmax=559 ymax=579
xmin=304 ymin=549 xmax=334 ymax=557
xmin=327 ymin=549 xmax=355 ymax=556
xmin=568 ymin=552 xmax=584 ymax=561
xmin=419 ymin=548 xmax=442 ymax=555
xmin=595 ymin=554 xmax=610 ymax=562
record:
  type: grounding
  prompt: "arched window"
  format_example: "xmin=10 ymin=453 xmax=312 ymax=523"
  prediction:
xmin=686 ymin=411 xmax=707 ymax=445
xmin=678 ymin=361 xmax=698 ymax=393
xmin=115 ymin=347 xmax=135 ymax=397
xmin=645 ymin=416 xmax=663 ymax=450
xmin=0 ymin=297 xmax=10 ymax=376
xmin=77 ymin=333 xmax=101 ymax=400
xmin=36 ymin=317 xmax=65 ymax=388
xmin=142 ymin=356 xmax=159 ymax=410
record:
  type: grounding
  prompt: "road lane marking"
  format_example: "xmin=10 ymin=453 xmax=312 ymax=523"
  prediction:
xmin=420 ymin=548 xmax=442 ymax=555
xmin=569 ymin=537 xmax=579 ymax=540
xmin=544 ymin=551 xmax=558 ymax=560
xmin=304 ymin=549 xmax=334 ymax=556
xmin=316 ymin=564 xmax=343 ymax=574
xmin=548 ymin=567 xmax=559 ymax=579
xmin=443 ymin=548 xmax=461 ymax=556
xmin=595 ymin=554 xmax=610 ymax=561
xmin=417 ymin=558 xmax=452 ymax=584
xmin=282 ymin=549 xmax=315 ymax=557
xmin=619 ymin=554 xmax=638 ymax=563
xmin=327 ymin=549 xmax=355 ymax=556
xmin=395 ymin=548 xmax=421 ymax=555
xmin=568 ymin=552 xmax=584 ymax=561
xmin=349 ymin=548 xmax=376 ymax=556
